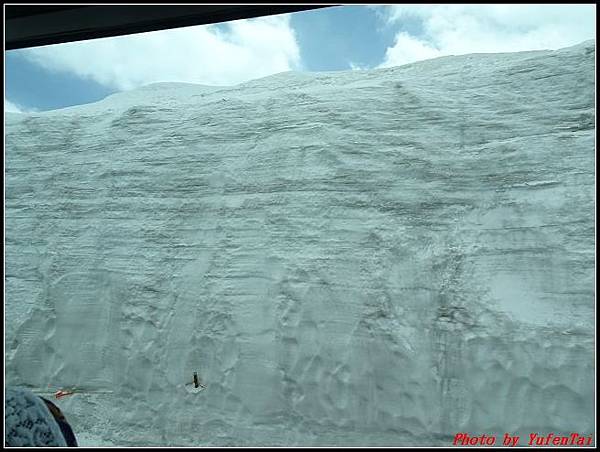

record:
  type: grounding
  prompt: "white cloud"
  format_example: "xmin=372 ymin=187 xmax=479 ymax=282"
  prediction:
xmin=349 ymin=61 xmax=369 ymax=71
xmin=19 ymin=14 xmax=301 ymax=90
xmin=5 ymin=98 xmax=23 ymax=113
xmin=379 ymin=5 xmax=596 ymax=67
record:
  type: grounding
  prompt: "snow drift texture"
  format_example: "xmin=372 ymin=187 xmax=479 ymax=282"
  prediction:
xmin=5 ymin=41 xmax=595 ymax=446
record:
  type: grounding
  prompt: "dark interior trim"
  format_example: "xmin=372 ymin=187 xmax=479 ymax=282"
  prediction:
xmin=5 ymin=5 xmax=335 ymax=50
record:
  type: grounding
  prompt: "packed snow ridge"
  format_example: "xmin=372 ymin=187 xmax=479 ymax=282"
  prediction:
xmin=5 ymin=40 xmax=595 ymax=446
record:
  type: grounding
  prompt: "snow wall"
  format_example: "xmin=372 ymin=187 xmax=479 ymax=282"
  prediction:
xmin=5 ymin=40 xmax=595 ymax=446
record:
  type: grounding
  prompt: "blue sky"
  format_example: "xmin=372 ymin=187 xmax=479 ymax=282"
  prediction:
xmin=4 ymin=4 xmax=596 ymax=113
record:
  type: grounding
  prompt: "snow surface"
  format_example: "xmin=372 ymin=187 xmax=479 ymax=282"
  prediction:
xmin=4 ymin=40 xmax=596 ymax=447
